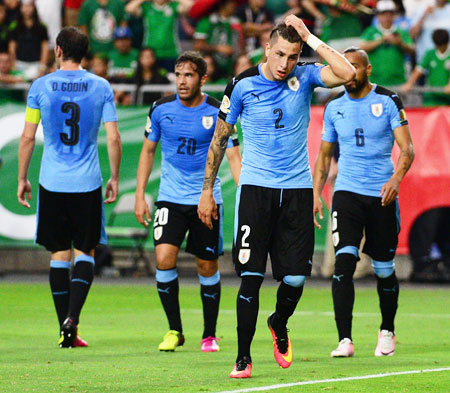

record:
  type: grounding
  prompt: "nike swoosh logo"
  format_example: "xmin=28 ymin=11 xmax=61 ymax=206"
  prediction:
xmin=280 ymin=340 xmax=293 ymax=362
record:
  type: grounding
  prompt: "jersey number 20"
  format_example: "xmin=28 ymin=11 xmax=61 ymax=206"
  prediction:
xmin=60 ymin=102 xmax=80 ymax=146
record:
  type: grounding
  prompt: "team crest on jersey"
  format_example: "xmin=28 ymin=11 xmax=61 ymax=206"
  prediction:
xmin=145 ymin=116 xmax=152 ymax=133
xmin=238 ymin=249 xmax=251 ymax=264
xmin=202 ymin=116 xmax=214 ymax=130
xmin=287 ymin=76 xmax=300 ymax=91
xmin=371 ymin=103 xmax=383 ymax=117
xmin=220 ymin=95 xmax=231 ymax=113
xmin=332 ymin=232 xmax=340 ymax=247
xmin=154 ymin=226 xmax=163 ymax=241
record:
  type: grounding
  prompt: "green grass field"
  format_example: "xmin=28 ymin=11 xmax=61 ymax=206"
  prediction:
xmin=1 ymin=282 xmax=449 ymax=392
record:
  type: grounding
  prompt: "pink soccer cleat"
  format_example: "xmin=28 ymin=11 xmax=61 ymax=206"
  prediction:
xmin=73 ymin=336 xmax=88 ymax=347
xmin=229 ymin=357 xmax=252 ymax=378
xmin=374 ymin=330 xmax=395 ymax=356
xmin=331 ymin=338 xmax=354 ymax=357
xmin=201 ymin=336 xmax=220 ymax=352
xmin=267 ymin=313 xmax=292 ymax=368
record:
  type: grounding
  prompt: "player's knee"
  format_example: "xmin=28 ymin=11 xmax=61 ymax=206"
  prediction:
xmin=155 ymin=253 xmax=177 ymax=270
xmin=155 ymin=268 xmax=178 ymax=283
xmin=196 ymin=258 xmax=218 ymax=277
xmin=334 ymin=253 xmax=358 ymax=281
xmin=198 ymin=271 xmax=220 ymax=286
xmin=372 ymin=259 xmax=395 ymax=278
xmin=282 ymin=275 xmax=306 ymax=288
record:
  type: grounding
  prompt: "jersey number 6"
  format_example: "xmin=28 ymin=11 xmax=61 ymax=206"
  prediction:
xmin=60 ymin=102 xmax=80 ymax=146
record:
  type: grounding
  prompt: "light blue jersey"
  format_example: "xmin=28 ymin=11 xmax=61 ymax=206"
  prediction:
xmin=219 ymin=62 xmax=325 ymax=189
xmin=322 ymin=85 xmax=408 ymax=197
xmin=145 ymin=94 xmax=238 ymax=205
xmin=26 ymin=69 xmax=117 ymax=193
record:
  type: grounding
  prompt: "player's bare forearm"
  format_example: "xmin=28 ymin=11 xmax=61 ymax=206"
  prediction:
xmin=318 ymin=45 xmax=356 ymax=87
xmin=105 ymin=122 xmax=122 ymax=181
xmin=313 ymin=141 xmax=335 ymax=198
xmin=225 ymin=145 xmax=242 ymax=186
xmin=135 ymin=139 xmax=157 ymax=199
xmin=202 ymin=118 xmax=234 ymax=192
xmin=18 ymin=122 xmax=38 ymax=182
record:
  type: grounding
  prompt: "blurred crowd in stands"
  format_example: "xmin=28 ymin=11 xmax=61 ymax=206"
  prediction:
xmin=0 ymin=0 xmax=449 ymax=106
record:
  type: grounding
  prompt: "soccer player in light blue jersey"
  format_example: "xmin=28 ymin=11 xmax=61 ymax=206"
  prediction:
xmin=198 ymin=16 xmax=356 ymax=377
xmin=17 ymin=27 xmax=122 ymax=348
xmin=134 ymin=51 xmax=241 ymax=353
xmin=313 ymin=48 xmax=414 ymax=358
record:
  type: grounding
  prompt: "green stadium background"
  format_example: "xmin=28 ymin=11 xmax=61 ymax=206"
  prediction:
xmin=0 ymin=103 xmax=328 ymax=251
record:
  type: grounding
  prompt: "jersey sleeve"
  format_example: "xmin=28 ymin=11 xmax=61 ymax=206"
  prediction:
xmin=321 ymin=104 xmax=338 ymax=143
xmin=145 ymin=103 xmax=161 ymax=142
xmin=26 ymin=80 xmax=40 ymax=109
xmin=308 ymin=63 xmax=326 ymax=88
xmin=387 ymin=94 xmax=408 ymax=130
xmin=418 ymin=49 xmax=432 ymax=73
xmin=25 ymin=80 xmax=41 ymax=124
xmin=227 ymin=128 xmax=240 ymax=149
xmin=218 ymin=79 xmax=243 ymax=125
xmin=193 ymin=17 xmax=210 ymax=39
xmin=102 ymin=82 xmax=118 ymax=122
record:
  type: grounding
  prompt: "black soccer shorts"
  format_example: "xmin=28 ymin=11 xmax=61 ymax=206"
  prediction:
xmin=331 ymin=190 xmax=400 ymax=261
xmin=233 ymin=185 xmax=314 ymax=280
xmin=36 ymin=185 xmax=105 ymax=253
xmin=153 ymin=201 xmax=223 ymax=261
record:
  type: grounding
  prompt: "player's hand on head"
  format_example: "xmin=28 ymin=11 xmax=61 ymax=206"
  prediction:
xmin=198 ymin=191 xmax=217 ymax=230
xmin=135 ymin=197 xmax=151 ymax=227
xmin=104 ymin=178 xmax=119 ymax=204
xmin=380 ymin=177 xmax=400 ymax=206
xmin=313 ymin=197 xmax=323 ymax=229
xmin=284 ymin=14 xmax=310 ymax=41
xmin=17 ymin=179 xmax=32 ymax=208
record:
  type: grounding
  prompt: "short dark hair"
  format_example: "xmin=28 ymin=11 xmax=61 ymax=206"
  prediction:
xmin=175 ymin=51 xmax=207 ymax=78
xmin=269 ymin=23 xmax=301 ymax=45
xmin=56 ymin=27 xmax=89 ymax=63
xmin=432 ymin=29 xmax=449 ymax=47
xmin=343 ymin=46 xmax=370 ymax=66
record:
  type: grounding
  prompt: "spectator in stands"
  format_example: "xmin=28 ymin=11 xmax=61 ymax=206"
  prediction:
xmin=194 ymin=0 xmax=240 ymax=77
xmin=0 ymin=51 xmax=25 ymax=102
xmin=236 ymin=0 xmax=274 ymax=52
xmin=64 ymin=0 xmax=85 ymax=27
xmin=234 ymin=53 xmax=252 ymax=75
xmin=320 ymin=2 xmax=363 ymax=52
xmin=125 ymin=0 xmax=193 ymax=74
xmin=0 ymin=2 xmax=15 ymax=53
xmin=410 ymin=0 xmax=450 ymax=64
xmin=402 ymin=29 xmax=450 ymax=106
xmin=360 ymin=0 xmax=414 ymax=87
xmin=35 ymin=0 xmax=62 ymax=55
xmin=91 ymin=53 xmax=109 ymax=79
xmin=132 ymin=47 xmax=170 ymax=105
xmin=78 ymin=0 xmax=126 ymax=55
xmin=373 ymin=0 xmax=412 ymax=32
xmin=248 ymin=26 xmax=271 ymax=64
xmin=403 ymin=0 xmax=434 ymax=20
xmin=4 ymin=0 xmax=20 ymax=27
xmin=203 ymin=54 xmax=228 ymax=101
xmin=8 ymin=0 xmax=48 ymax=80
xmin=109 ymin=26 xmax=139 ymax=80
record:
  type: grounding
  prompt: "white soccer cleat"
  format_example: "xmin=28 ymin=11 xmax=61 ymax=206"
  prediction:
xmin=331 ymin=338 xmax=354 ymax=357
xmin=374 ymin=330 xmax=395 ymax=356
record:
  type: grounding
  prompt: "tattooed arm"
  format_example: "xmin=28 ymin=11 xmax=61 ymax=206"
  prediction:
xmin=380 ymin=125 xmax=414 ymax=207
xmin=198 ymin=118 xmax=234 ymax=229
xmin=313 ymin=141 xmax=336 ymax=229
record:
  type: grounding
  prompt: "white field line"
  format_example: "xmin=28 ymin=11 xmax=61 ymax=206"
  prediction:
xmin=216 ymin=367 xmax=450 ymax=393
xmin=182 ymin=309 xmax=450 ymax=319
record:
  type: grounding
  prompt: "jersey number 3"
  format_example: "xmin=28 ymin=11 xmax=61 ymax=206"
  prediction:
xmin=60 ymin=102 xmax=80 ymax=146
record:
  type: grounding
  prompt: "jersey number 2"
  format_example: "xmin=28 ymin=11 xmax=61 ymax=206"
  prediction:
xmin=60 ymin=102 xmax=80 ymax=146
xmin=273 ymin=108 xmax=284 ymax=129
